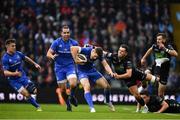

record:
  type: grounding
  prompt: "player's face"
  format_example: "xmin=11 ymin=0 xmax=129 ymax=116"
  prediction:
xmin=141 ymin=95 xmax=150 ymax=104
xmin=61 ymin=28 xmax=70 ymax=41
xmin=91 ymin=49 xmax=98 ymax=59
xmin=7 ymin=43 xmax=16 ymax=54
xmin=118 ymin=47 xmax=127 ymax=58
xmin=156 ymin=36 xmax=165 ymax=45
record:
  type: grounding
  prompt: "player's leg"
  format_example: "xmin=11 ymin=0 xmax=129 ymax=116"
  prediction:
xmin=128 ymin=85 xmax=145 ymax=107
xmin=80 ymin=78 xmax=95 ymax=112
xmin=158 ymin=62 xmax=169 ymax=98
xmin=66 ymin=64 xmax=78 ymax=107
xmin=56 ymin=70 xmax=72 ymax=111
xmin=10 ymin=79 xmax=41 ymax=111
xmin=158 ymin=83 xmax=166 ymax=98
xmin=23 ymin=79 xmax=42 ymax=111
xmin=95 ymin=76 xmax=115 ymax=112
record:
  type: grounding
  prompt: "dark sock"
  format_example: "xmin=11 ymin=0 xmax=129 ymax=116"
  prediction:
xmin=61 ymin=91 xmax=70 ymax=107
xmin=136 ymin=97 xmax=145 ymax=106
xmin=70 ymin=86 xmax=76 ymax=97
xmin=104 ymin=89 xmax=110 ymax=103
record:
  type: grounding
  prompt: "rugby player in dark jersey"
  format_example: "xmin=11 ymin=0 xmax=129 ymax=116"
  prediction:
xmin=140 ymin=90 xmax=180 ymax=113
xmin=141 ymin=33 xmax=178 ymax=98
xmin=104 ymin=44 xmax=159 ymax=110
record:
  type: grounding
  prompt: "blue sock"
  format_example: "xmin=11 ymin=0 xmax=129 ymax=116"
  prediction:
xmin=27 ymin=97 xmax=40 ymax=108
xmin=84 ymin=92 xmax=94 ymax=108
xmin=104 ymin=89 xmax=110 ymax=103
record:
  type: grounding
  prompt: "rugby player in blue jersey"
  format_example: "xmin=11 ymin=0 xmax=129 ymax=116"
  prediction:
xmin=71 ymin=46 xmax=115 ymax=113
xmin=1 ymin=39 xmax=42 ymax=111
xmin=47 ymin=25 xmax=78 ymax=111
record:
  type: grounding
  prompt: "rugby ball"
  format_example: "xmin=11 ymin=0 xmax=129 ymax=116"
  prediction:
xmin=77 ymin=54 xmax=87 ymax=62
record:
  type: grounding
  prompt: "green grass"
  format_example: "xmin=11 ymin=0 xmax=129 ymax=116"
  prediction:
xmin=0 ymin=103 xmax=180 ymax=119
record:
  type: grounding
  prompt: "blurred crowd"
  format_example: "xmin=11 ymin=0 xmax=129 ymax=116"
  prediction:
xmin=0 ymin=0 xmax=179 ymax=89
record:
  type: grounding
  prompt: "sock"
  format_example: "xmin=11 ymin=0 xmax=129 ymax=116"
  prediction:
xmin=136 ymin=97 xmax=145 ymax=106
xmin=70 ymin=86 xmax=76 ymax=97
xmin=84 ymin=92 xmax=94 ymax=108
xmin=27 ymin=97 xmax=40 ymax=108
xmin=104 ymin=89 xmax=110 ymax=103
xmin=62 ymin=91 xmax=71 ymax=107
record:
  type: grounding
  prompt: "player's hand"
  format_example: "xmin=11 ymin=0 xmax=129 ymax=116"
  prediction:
xmin=108 ymin=72 xmax=115 ymax=77
xmin=35 ymin=63 xmax=42 ymax=71
xmin=114 ymin=73 xmax=120 ymax=79
xmin=52 ymin=54 xmax=58 ymax=60
xmin=14 ymin=70 xmax=22 ymax=77
xmin=158 ymin=43 xmax=165 ymax=49
xmin=140 ymin=58 xmax=146 ymax=66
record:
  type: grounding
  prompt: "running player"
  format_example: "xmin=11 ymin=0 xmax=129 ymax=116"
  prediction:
xmin=141 ymin=33 xmax=178 ymax=98
xmin=46 ymin=25 xmax=78 ymax=111
xmin=71 ymin=46 xmax=115 ymax=112
xmin=1 ymin=39 xmax=42 ymax=111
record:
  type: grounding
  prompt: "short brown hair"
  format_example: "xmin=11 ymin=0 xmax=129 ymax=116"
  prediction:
xmin=5 ymin=39 xmax=16 ymax=45
xmin=61 ymin=25 xmax=69 ymax=31
xmin=156 ymin=33 xmax=167 ymax=41
xmin=95 ymin=47 xmax=103 ymax=57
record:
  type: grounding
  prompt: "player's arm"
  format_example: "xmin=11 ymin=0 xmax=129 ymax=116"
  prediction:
xmin=2 ymin=59 xmax=21 ymax=77
xmin=159 ymin=43 xmax=178 ymax=57
xmin=155 ymin=101 xmax=169 ymax=113
xmin=46 ymin=48 xmax=58 ymax=60
xmin=141 ymin=47 xmax=153 ymax=65
xmin=101 ymin=59 xmax=114 ymax=77
xmin=3 ymin=70 xmax=21 ymax=77
xmin=114 ymin=68 xmax=132 ymax=79
xmin=70 ymin=46 xmax=84 ymax=64
xmin=24 ymin=56 xmax=41 ymax=71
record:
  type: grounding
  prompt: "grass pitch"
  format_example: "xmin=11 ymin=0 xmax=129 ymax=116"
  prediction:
xmin=0 ymin=103 xmax=180 ymax=119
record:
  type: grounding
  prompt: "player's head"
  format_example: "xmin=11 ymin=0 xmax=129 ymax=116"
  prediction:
xmin=156 ymin=33 xmax=167 ymax=45
xmin=5 ymin=39 xmax=16 ymax=54
xmin=140 ymin=90 xmax=150 ymax=104
xmin=91 ymin=47 xmax=103 ymax=60
xmin=61 ymin=25 xmax=70 ymax=41
xmin=118 ymin=44 xmax=129 ymax=58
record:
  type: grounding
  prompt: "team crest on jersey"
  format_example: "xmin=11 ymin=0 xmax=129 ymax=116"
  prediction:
xmin=59 ymin=45 xmax=62 ymax=47
xmin=9 ymin=59 xmax=12 ymax=62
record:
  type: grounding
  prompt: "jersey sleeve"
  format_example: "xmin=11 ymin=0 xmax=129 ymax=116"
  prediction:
xmin=80 ymin=47 xmax=91 ymax=54
xmin=50 ymin=40 xmax=57 ymax=52
xmin=167 ymin=44 xmax=174 ymax=50
xmin=126 ymin=58 xmax=133 ymax=69
xmin=155 ymin=96 xmax=164 ymax=105
xmin=17 ymin=51 xmax=25 ymax=60
xmin=2 ymin=57 xmax=9 ymax=70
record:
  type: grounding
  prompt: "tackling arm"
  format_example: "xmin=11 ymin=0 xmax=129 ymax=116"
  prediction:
xmin=114 ymin=69 xmax=132 ymax=79
xmin=101 ymin=59 xmax=114 ymax=77
xmin=156 ymin=101 xmax=169 ymax=113
xmin=141 ymin=47 xmax=153 ymax=65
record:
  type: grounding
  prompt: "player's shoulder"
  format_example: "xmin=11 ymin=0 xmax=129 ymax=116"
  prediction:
xmin=69 ymin=38 xmax=78 ymax=44
xmin=2 ymin=52 xmax=8 ymax=61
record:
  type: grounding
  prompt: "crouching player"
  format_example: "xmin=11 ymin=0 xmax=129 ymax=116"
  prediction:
xmin=1 ymin=39 xmax=42 ymax=111
xmin=140 ymin=90 xmax=180 ymax=113
xmin=71 ymin=46 xmax=115 ymax=112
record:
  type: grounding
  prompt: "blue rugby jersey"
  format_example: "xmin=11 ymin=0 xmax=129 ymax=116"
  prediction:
xmin=78 ymin=47 xmax=104 ymax=71
xmin=50 ymin=37 xmax=78 ymax=68
xmin=2 ymin=51 xmax=26 ymax=80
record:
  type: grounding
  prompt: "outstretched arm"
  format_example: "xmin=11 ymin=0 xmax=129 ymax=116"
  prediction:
xmin=101 ymin=59 xmax=114 ymax=77
xmin=141 ymin=47 xmax=153 ymax=66
xmin=114 ymin=68 xmax=132 ymax=79
xmin=155 ymin=101 xmax=169 ymax=113
xmin=25 ymin=56 xmax=41 ymax=71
